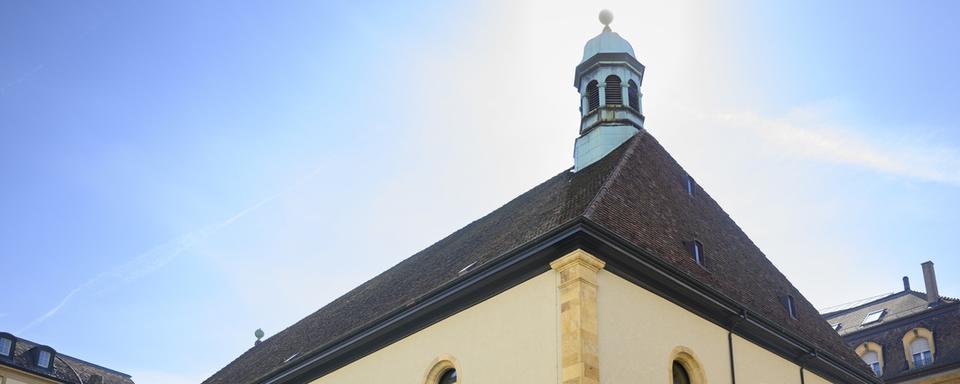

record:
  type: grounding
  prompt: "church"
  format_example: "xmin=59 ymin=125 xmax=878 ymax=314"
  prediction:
xmin=206 ymin=11 xmax=882 ymax=384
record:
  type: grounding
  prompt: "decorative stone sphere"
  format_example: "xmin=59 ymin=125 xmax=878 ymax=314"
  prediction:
xmin=599 ymin=9 xmax=614 ymax=26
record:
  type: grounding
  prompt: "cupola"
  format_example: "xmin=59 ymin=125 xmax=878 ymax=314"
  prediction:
xmin=573 ymin=10 xmax=645 ymax=171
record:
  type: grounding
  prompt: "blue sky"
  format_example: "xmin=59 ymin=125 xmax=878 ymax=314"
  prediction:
xmin=1 ymin=1 xmax=958 ymax=382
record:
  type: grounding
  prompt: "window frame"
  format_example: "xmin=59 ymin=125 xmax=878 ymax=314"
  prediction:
xmin=627 ymin=79 xmax=640 ymax=110
xmin=585 ymin=80 xmax=600 ymax=112
xmin=784 ymin=295 xmax=798 ymax=319
xmin=38 ymin=349 xmax=51 ymax=368
xmin=862 ymin=351 xmax=881 ymax=376
xmin=672 ymin=361 xmax=691 ymax=384
xmin=910 ymin=337 xmax=933 ymax=368
xmin=913 ymin=350 xmax=932 ymax=368
xmin=692 ymin=240 xmax=704 ymax=267
xmin=0 ymin=333 xmax=15 ymax=358
xmin=423 ymin=355 xmax=460 ymax=384
xmin=668 ymin=346 xmax=705 ymax=384
xmin=861 ymin=309 xmax=885 ymax=325
xmin=29 ymin=345 xmax=56 ymax=371
xmin=437 ymin=368 xmax=457 ymax=384
xmin=901 ymin=327 xmax=935 ymax=370
xmin=604 ymin=75 xmax=623 ymax=106
xmin=855 ymin=341 xmax=885 ymax=378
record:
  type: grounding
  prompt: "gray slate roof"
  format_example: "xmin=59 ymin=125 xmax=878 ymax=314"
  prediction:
xmin=823 ymin=291 xmax=938 ymax=336
xmin=205 ymin=132 xmax=872 ymax=383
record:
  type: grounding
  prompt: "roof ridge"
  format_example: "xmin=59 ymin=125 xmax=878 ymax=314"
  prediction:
xmin=582 ymin=133 xmax=642 ymax=219
xmin=819 ymin=292 xmax=901 ymax=316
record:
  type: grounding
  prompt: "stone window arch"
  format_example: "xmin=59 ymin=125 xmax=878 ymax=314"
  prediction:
xmin=902 ymin=327 xmax=934 ymax=369
xmin=669 ymin=346 xmax=706 ymax=384
xmin=855 ymin=341 xmax=884 ymax=376
xmin=605 ymin=75 xmax=623 ymax=105
xmin=424 ymin=354 xmax=460 ymax=384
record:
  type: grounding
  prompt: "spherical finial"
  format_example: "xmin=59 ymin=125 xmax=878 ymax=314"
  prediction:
xmin=255 ymin=328 xmax=264 ymax=340
xmin=599 ymin=9 xmax=614 ymax=27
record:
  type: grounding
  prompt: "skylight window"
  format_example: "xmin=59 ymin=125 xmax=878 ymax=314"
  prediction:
xmin=785 ymin=295 xmax=798 ymax=319
xmin=831 ymin=323 xmax=842 ymax=331
xmin=862 ymin=309 xmax=885 ymax=325
xmin=692 ymin=241 xmax=705 ymax=266
xmin=458 ymin=261 xmax=477 ymax=275
xmin=0 ymin=337 xmax=11 ymax=356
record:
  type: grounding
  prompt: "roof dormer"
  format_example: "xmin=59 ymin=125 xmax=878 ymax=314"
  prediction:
xmin=0 ymin=332 xmax=16 ymax=358
xmin=29 ymin=345 xmax=56 ymax=371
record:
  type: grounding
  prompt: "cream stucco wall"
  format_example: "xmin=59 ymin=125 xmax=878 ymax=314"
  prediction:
xmin=306 ymin=257 xmax=845 ymax=384
xmin=597 ymin=270 xmax=835 ymax=384
xmin=309 ymin=271 xmax=559 ymax=384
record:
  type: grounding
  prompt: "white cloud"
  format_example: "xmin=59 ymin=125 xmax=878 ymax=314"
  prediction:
xmin=715 ymin=108 xmax=960 ymax=186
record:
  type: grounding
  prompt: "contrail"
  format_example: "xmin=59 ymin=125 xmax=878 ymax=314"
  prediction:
xmin=0 ymin=64 xmax=47 ymax=94
xmin=17 ymin=280 xmax=95 ymax=333
xmin=17 ymin=166 xmax=324 ymax=334
xmin=2 ymin=15 xmax=104 ymax=95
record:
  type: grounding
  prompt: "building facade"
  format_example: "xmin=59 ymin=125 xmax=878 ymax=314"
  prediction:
xmin=0 ymin=332 xmax=134 ymax=384
xmin=206 ymin=11 xmax=879 ymax=384
xmin=823 ymin=262 xmax=960 ymax=384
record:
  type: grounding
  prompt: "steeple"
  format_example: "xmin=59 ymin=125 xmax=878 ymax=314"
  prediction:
xmin=573 ymin=10 xmax=645 ymax=171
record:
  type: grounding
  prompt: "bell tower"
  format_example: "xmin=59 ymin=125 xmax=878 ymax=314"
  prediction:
xmin=573 ymin=10 xmax=645 ymax=171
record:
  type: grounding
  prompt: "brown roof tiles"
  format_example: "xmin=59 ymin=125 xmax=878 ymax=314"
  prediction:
xmin=205 ymin=132 xmax=870 ymax=383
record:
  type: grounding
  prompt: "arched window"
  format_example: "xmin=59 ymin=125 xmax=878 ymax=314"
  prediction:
xmin=863 ymin=351 xmax=881 ymax=376
xmin=911 ymin=337 xmax=932 ymax=368
xmin=669 ymin=347 xmax=704 ymax=384
xmin=856 ymin=341 xmax=884 ymax=377
xmin=605 ymin=75 xmax=622 ymax=105
xmin=628 ymin=80 xmax=639 ymax=110
xmin=586 ymin=80 xmax=600 ymax=111
xmin=424 ymin=355 xmax=459 ymax=384
xmin=672 ymin=361 xmax=691 ymax=384
xmin=438 ymin=368 xmax=457 ymax=384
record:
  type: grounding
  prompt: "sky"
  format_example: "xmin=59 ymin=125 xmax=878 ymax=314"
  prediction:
xmin=1 ymin=1 xmax=958 ymax=383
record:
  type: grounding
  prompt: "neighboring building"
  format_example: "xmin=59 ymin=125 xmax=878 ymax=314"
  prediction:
xmin=205 ymin=11 xmax=879 ymax=384
xmin=822 ymin=262 xmax=960 ymax=383
xmin=0 ymin=332 xmax=134 ymax=384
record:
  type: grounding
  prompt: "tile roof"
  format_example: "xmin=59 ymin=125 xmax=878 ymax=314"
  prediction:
xmin=205 ymin=132 xmax=871 ymax=383
xmin=0 ymin=334 xmax=134 ymax=384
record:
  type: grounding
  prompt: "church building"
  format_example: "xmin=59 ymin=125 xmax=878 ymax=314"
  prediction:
xmin=206 ymin=11 xmax=880 ymax=384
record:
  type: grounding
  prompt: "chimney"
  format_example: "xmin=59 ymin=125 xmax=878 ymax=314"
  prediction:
xmin=903 ymin=276 xmax=911 ymax=291
xmin=922 ymin=261 xmax=939 ymax=304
